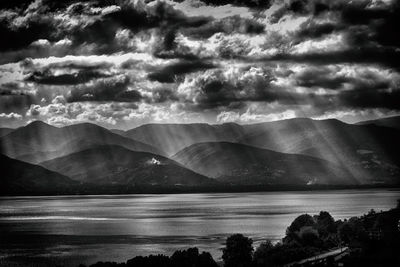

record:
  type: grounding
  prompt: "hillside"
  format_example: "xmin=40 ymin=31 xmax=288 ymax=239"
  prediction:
xmin=238 ymin=118 xmax=400 ymax=183
xmin=0 ymin=154 xmax=78 ymax=195
xmin=0 ymin=127 xmax=14 ymax=137
xmin=172 ymin=142 xmax=357 ymax=185
xmin=40 ymin=145 xmax=215 ymax=186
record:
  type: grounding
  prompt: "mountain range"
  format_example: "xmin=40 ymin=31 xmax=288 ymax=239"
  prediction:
xmin=0 ymin=121 xmax=163 ymax=163
xmin=1 ymin=116 xmax=399 ymax=194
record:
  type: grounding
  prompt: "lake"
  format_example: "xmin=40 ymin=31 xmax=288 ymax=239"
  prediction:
xmin=0 ymin=189 xmax=399 ymax=266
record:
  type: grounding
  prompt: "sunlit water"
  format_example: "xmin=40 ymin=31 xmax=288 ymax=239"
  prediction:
xmin=0 ymin=189 xmax=399 ymax=266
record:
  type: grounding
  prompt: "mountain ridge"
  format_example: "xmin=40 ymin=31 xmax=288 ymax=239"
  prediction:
xmin=0 ymin=121 xmax=164 ymax=163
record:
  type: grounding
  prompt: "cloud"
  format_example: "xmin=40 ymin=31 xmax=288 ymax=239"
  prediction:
xmin=313 ymin=108 xmax=400 ymax=123
xmin=25 ymin=101 xmax=141 ymax=127
xmin=216 ymin=108 xmax=296 ymax=124
xmin=196 ymin=0 xmax=272 ymax=9
xmin=0 ymin=82 xmax=37 ymax=113
xmin=1 ymin=0 xmax=400 ymax=127
xmin=68 ymin=75 xmax=142 ymax=102
xmin=168 ymin=0 xmax=257 ymax=19
xmin=0 ymin=2 xmax=59 ymax=52
xmin=294 ymin=66 xmax=351 ymax=89
xmin=177 ymin=66 xmax=281 ymax=109
xmin=25 ymin=69 xmax=110 ymax=85
xmin=0 ymin=112 xmax=23 ymax=119
xmin=148 ymin=59 xmax=216 ymax=83
xmin=295 ymin=21 xmax=343 ymax=41
xmin=182 ymin=15 xmax=265 ymax=39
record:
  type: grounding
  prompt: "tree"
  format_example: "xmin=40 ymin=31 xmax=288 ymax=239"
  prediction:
xmin=284 ymin=214 xmax=316 ymax=244
xmin=315 ymin=211 xmax=336 ymax=236
xmin=222 ymin=234 xmax=254 ymax=267
xmin=253 ymin=240 xmax=274 ymax=266
xmin=299 ymin=226 xmax=320 ymax=247
xmin=170 ymin=247 xmax=218 ymax=267
xmin=286 ymin=214 xmax=315 ymax=235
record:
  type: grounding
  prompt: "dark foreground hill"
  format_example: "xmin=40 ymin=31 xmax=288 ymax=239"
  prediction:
xmin=40 ymin=145 xmax=216 ymax=186
xmin=0 ymin=154 xmax=78 ymax=195
xmin=172 ymin=142 xmax=357 ymax=185
xmin=0 ymin=121 xmax=163 ymax=163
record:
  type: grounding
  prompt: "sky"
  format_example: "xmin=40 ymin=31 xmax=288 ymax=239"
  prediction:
xmin=0 ymin=0 xmax=399 ymax=129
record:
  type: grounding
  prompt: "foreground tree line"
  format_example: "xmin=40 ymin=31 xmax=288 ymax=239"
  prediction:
xmin=80 ymin=201 xmax=400 ymax=267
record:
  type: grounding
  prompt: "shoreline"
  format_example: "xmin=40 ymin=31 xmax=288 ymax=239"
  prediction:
xmin=1 ymin=184 xmax=399 ymax=197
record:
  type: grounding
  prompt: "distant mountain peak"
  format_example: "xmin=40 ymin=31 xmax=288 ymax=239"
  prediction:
xmin=25 ymin=120 xmax=56 ymax=129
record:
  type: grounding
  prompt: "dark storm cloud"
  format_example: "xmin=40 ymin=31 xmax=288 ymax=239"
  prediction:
xmin=291 ymin=65 xmax=400 ymax=110
xmin=190 ymin=68 xmax=284 ymax=109
xmin=0 ymin=0 xmax=212 ymax=61
xmin=0 ymin=83 xmax=36 ymax=113
xmin=186 ymin=61 xmax=400 ymax=112
xmin=193 ymin=78 xmax=322 ymax=110
xmin=45 ymin=61 xmax=113 ymax=71
xmin=152 ymin=29 xmax=200 ymax=60
xmin=0 ymin=11 xmax=58 ymax=52
xmin=68 ymin=75 xmax=142 ymax=102
xmin=338 ymin=89 xmax=400 ymax=110
xmin=0 ymin=0 xmax=84 ymax=11
xmin=25 ymin=69 xmax=110 ymax=85
xmin=146 ymin=88 xmax=179 ymax=103
xmin=183 ymin=15 xmax=265 ymax=39
xmin=289 ymin=0 xmax=400 ymax=46
xmin=295 ymin=67 xmax=350 ymax=90
xmin=266 ymin=46 xmax=400 ymax=71
xmin=286 ymin=0 xmax=342 ymax=16
xmin=295 ymin=22 xmax=342 ymax=41
xmin=0 ymin=95 xmax=36 ymax=113
xmin=148 ymin=60 xmax=216 ymax=83
xmin=199 ymin=0 xmax=272 ymax=9
xmin=69 ymin=1 xmax=210 ymax=55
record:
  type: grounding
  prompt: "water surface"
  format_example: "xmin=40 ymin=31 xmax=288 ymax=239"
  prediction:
xmin=0 ymin=189 xmax=399 ymax=266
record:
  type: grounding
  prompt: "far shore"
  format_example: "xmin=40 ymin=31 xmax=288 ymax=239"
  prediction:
xmin=1 ymin=184 xmax=399 ymax=197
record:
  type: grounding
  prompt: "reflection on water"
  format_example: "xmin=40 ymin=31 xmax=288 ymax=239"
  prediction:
xmin=0 ymin=189 xmax=399 ymax=266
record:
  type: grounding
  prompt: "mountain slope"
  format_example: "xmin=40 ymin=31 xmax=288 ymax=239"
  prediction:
xmin=238 ymin=118 xmax=400 ymax=183
xmin=0 ymin=127 xmax=14 ymax=137
xmin=0 ymin=121 xmax=164 ymax=163
xmin=40 ymin=145 xmax=215 ymax=186
xmin=0 ymin=154 xmax=78 ymax=195
xmin=123 ymin=123 xmax=244 ymax=155
xmin=172 ymin=142 xmax=357 ymax=185
xmin=356 ymin=116 xmax=400 ymax=130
